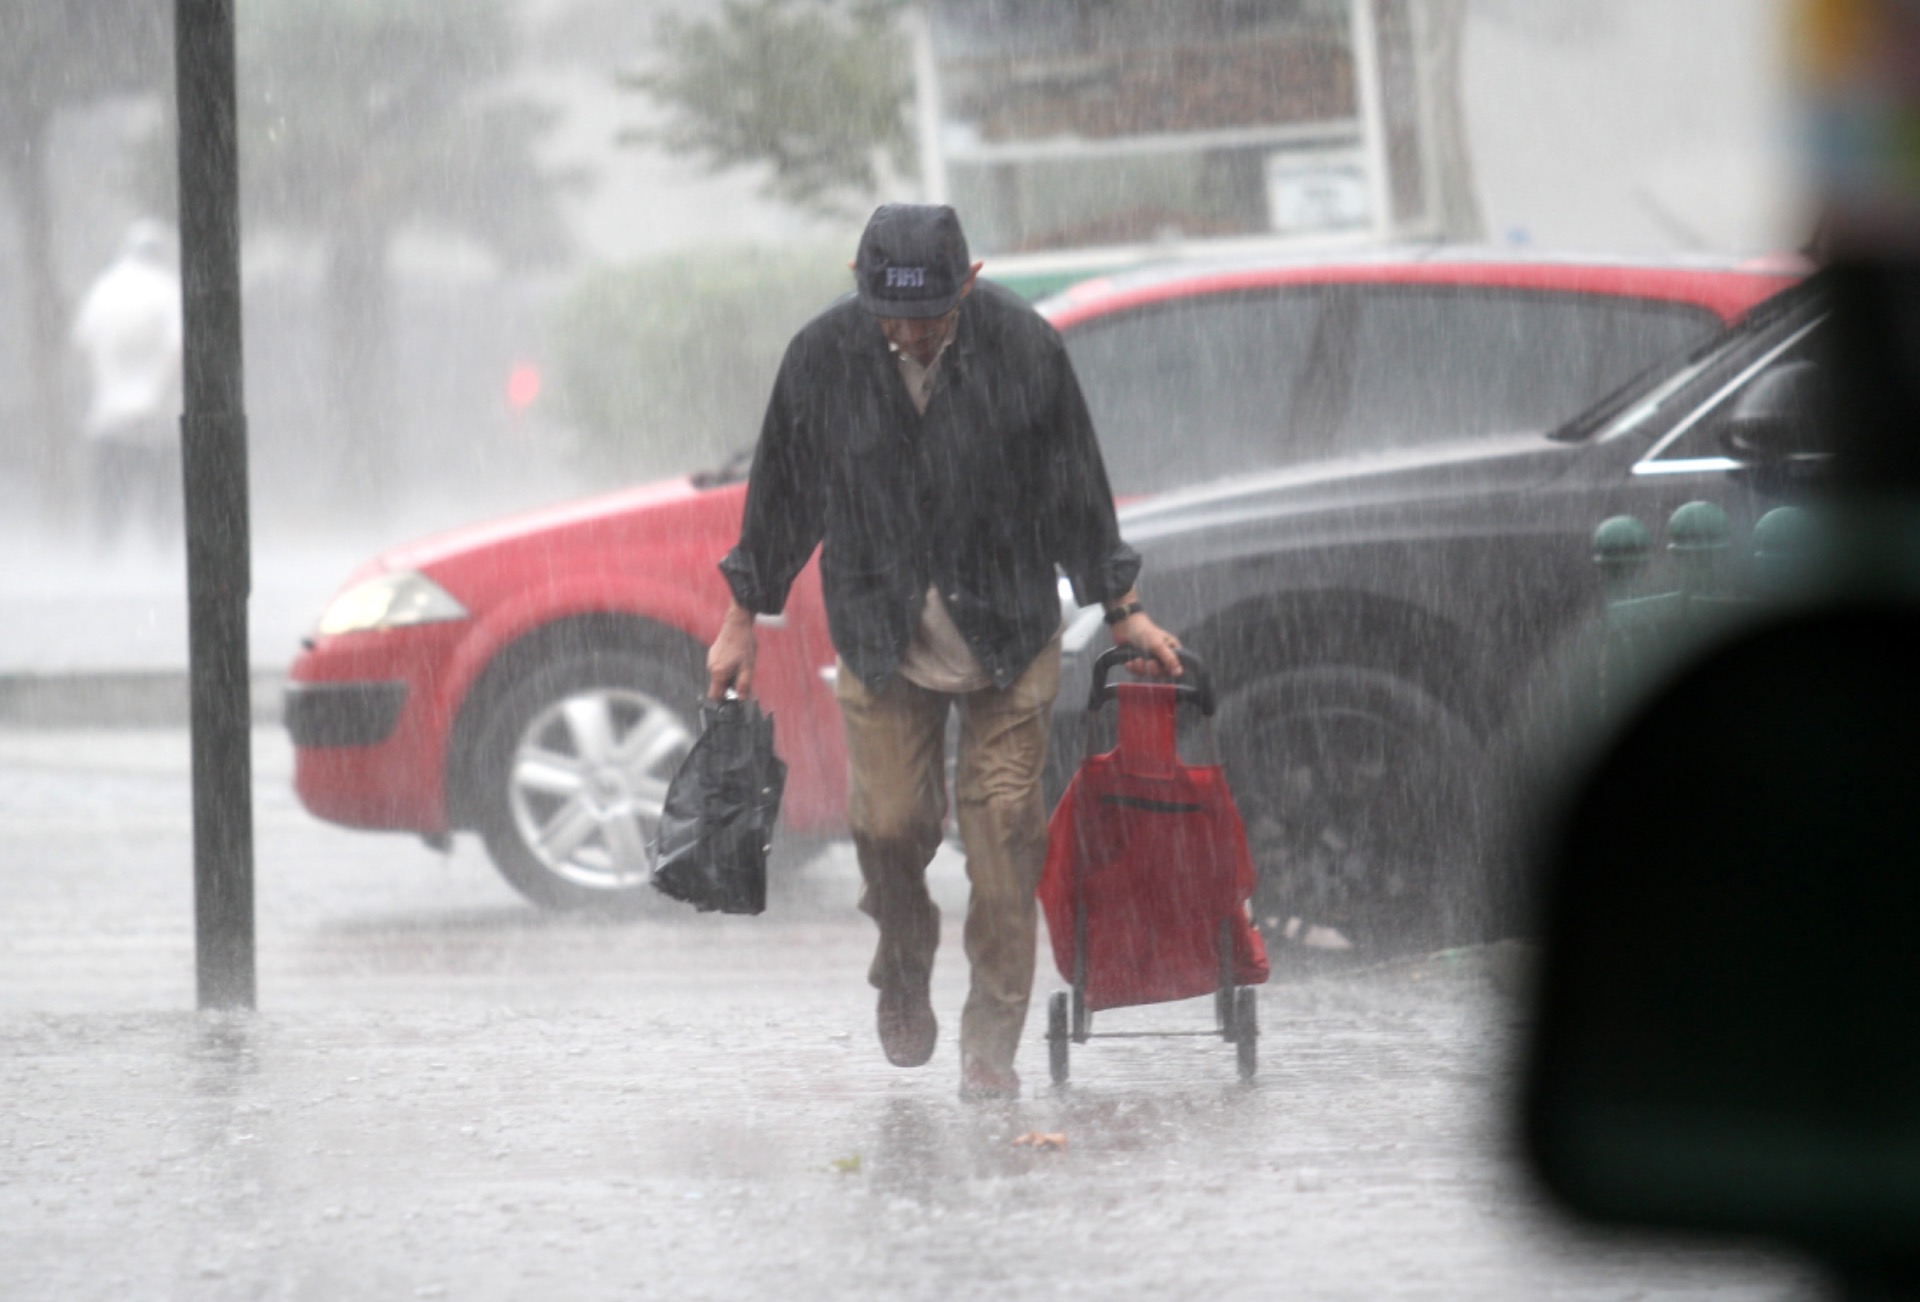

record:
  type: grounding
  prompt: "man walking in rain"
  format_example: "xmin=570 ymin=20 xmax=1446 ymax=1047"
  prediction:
xmin=70 ymin=219 xmax=185 ymax=549
xmin=707 ymin=203 xmax=1181 ymax=1100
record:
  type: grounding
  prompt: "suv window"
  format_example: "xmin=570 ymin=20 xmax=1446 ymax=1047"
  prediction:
xmin=1063 ymin=290 xmax=1324 ymax=497
xmin=1066 ymin=284 xmax=1721 ymax=497
xmin=1332 ymin=290 xmax=1716 ymax=452
xmin=1640 ymin=317 xmax=1827 ymax=470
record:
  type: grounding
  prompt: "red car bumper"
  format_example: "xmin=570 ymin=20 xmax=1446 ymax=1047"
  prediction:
xmin=286 ymin=621 xmax=469 ymax=834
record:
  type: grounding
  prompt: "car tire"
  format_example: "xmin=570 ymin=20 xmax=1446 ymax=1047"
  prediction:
xmin=474 ymin=642 xmax=706 ymax=914
xmin=1215 ymin=666 xmax=1488 ymax=953
xmin=1234 ymin=987 xmax=1258 ymax=1081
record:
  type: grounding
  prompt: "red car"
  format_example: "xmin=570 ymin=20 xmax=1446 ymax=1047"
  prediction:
xmin=285 ymin=252 xmax=1799 ymax=912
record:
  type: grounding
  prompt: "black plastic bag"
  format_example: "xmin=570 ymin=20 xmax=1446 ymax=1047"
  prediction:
xmin=649 ymin=695 xmax=787 ymax=914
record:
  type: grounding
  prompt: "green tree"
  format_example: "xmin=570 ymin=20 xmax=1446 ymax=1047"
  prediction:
xmin=0 ymin=1 xmax=170 ymax=513
xmin=238 ymin=0 xmax=573 ymax=510
xmin=623 ymin=0 xmax=915 ymax=218
xmin=551 ymin=245 xmax=848 ymax=479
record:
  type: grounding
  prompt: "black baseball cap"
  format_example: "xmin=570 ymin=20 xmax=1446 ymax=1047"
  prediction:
xmin=854 ymin=203 xmax=971 ymax=319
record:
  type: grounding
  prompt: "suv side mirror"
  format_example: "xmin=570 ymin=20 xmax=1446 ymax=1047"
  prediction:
xmin=1720 ymin=360 xmax=1828 ymax=464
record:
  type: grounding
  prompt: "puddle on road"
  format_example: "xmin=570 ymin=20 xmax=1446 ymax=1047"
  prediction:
xmin=0 ymin=947 xmax=1817 ymax=1301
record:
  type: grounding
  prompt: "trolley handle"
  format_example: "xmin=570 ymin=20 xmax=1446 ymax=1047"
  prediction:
xmin=1087 ymin=646 xmax=1215 ymax=717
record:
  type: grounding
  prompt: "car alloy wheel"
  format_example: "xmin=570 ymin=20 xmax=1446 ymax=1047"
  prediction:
xmin=508 ymin=686 xmax=693 ymax=889
xmin=476 ymin=643 xmax=703 ymax=912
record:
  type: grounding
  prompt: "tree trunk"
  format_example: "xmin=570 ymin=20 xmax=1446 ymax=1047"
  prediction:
xmin=5 ymin=110 xmax=78 ymax=526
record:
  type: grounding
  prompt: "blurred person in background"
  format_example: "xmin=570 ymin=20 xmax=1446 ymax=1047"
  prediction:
xmin=70 ymin=219 xmax=184 ymax=551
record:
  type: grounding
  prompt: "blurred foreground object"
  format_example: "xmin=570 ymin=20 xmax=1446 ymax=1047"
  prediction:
xmin=1798 ymin=0 xmax=1920 ymax=255
xmin=1522 ymin=4 xmax=1920 ymax=1287
xmin=1525 ymin=471 xmax=1920 ymax=1263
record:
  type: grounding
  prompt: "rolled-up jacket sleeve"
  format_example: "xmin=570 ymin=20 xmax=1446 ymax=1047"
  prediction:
xmin=718 ymin=343 xmax=824 ymax=616
xmin=1043 ymin=343 xmax=1141 ymax=607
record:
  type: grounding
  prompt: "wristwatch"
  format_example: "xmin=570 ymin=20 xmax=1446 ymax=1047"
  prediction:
xmin=1103 ymin=601 xmax=1144 ymax=626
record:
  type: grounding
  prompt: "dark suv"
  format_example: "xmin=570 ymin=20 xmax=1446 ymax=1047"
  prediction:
xmin=1054 ymin=276 xmax=1828 ymax=948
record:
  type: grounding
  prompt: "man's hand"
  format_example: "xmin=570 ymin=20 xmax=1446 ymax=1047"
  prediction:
xmin=707 ymin=602 xmax=758 ymax=698
xmin=1109 ymin=600 xmax=1182 ymax=678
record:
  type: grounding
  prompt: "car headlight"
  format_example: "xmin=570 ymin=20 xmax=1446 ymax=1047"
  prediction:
xmin=315 ymin=570 xmax=469 ymax=636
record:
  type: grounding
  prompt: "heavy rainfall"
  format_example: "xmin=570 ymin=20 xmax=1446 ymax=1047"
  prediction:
xmin=0 ymin=1 xmax=1840 ymax=1297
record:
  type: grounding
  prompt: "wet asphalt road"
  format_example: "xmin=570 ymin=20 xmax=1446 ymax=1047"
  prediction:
xmin=0 ymin=727 xmax=1824 ymax=1300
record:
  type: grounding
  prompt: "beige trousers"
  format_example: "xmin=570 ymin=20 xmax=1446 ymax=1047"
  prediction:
xmin=836 ymin=639 xmax=1061 ymax=1072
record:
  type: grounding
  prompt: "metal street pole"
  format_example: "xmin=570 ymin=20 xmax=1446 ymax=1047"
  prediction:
xmin=1347 ymin=0 xmax=1394 ymax=243
xmin=174 ymin=0 xmax=256 ymax=1010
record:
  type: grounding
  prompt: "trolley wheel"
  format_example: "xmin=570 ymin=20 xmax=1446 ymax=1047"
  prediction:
xmin=1234 ymin=987 xmax=1259 ymax=1081
xmin=1047 ymin=991 xmax=1071 ymax=1085
xmin=1071 ymin=985 xmax=1091 ymax=1043
xmin=1216 ymin=918 xmax=1235 ymax=1034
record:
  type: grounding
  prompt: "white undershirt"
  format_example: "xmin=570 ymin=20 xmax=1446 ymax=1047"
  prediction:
xmin=892 ymin=335 xmax=993 ymax=694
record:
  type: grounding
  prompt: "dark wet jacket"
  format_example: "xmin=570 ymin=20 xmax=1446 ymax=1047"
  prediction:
xmin=719 ymin=281 xmax=1140 ymax=692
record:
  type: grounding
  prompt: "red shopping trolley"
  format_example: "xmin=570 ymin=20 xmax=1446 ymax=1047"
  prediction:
xmin=1039 ymin=647 xmax=1270 ymax=1083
